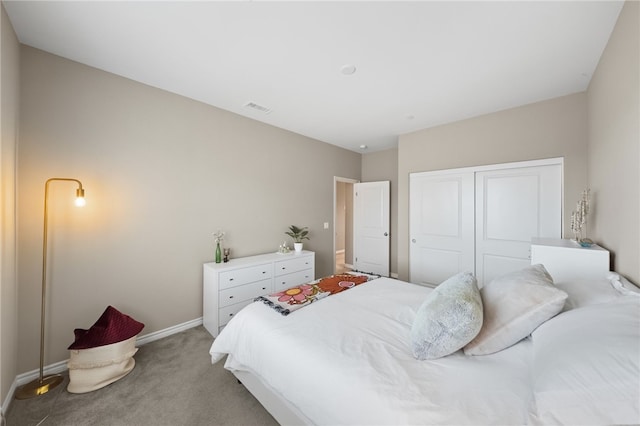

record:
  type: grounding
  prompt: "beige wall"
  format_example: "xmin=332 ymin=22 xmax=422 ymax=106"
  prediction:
xmin=17 ymin=47 xmax=361 ymax=372
xmin=1 ymin=3 xmax=20 ymax=406
xmin=587 ymin=1 xmax=639 ymax=284
xmin=362 ymin=148 xmax=398 ymax=276
xmin=397 ymin=93 xmax=588 ymax=281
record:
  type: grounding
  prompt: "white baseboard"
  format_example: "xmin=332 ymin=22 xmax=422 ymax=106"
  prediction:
xmin=136 ymin=317 xmax=202 ymax=346
xmin=2 ymin=380 xmax=17 ymax=422
xmin=345 ymin=263 xmax=353 ymax=269
xmin=2 ymin=317 xmax=203 ymax=414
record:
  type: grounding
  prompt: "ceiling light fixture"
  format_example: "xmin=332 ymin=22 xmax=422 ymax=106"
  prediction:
xmin=359 ymin=144 xmax=368 ymax=150
xmin=340 ymin=64 xmax=357 ymax=75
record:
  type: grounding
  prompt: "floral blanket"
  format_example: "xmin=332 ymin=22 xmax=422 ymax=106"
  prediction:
xmin=255 ymin=273 xmax=377 ymax=316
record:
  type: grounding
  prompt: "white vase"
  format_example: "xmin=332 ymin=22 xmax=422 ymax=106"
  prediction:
xmin=294 ymin=242 xmax=303 ymax=252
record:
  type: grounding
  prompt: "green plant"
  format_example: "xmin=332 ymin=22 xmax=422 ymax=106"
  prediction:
xmin=285 ymin=225 xmax=309 ymax=243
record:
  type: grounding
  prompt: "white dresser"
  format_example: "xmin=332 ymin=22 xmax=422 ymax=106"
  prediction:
xmin=530 ymin=238 xmax=610 ymax=283
xmin=203 ymin=251 xmax=315 ymax=336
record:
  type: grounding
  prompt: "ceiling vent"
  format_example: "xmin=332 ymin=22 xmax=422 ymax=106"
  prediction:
xmin=244 ymin=101 xmax=272 ymax=114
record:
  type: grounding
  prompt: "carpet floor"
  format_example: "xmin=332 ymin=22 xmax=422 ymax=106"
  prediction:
xmin=6 ymin=326 xmax=278 ymax=426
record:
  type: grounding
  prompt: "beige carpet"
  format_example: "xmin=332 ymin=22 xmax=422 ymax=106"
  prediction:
xmin=6 ymin=326 xmax=278 ymax=426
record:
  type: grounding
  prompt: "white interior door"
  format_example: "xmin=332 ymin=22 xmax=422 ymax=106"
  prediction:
xmin=475 ymin=164 xmax=562 ymax=286
xmin=409 ymin=172 xmax=475 ymax=287
xmin=353 ymin=181 xmax=390 ymax=276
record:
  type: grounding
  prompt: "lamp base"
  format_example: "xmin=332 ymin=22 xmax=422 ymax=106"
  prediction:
xmin=15 ymin=374 xmax=64 ymax=400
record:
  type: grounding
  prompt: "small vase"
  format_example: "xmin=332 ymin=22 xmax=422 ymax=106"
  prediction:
xmin=215 ymin=242 xmax=222 ymax=263
xmin=294 ymin=242 xmax=303 ymax=252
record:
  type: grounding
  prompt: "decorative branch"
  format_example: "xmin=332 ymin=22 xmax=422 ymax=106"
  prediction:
xmin=570 ymin=189 xmax=590 ymax=242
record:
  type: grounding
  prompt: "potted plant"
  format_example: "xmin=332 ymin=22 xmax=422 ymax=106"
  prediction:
xmin=285 ymin=225 xmax=309 ymax=252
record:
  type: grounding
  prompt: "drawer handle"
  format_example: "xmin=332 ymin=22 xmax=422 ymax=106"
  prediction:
xmin=229 ymin=296 xmax=234 ymax=299
xmin=229 ymin=313 xmax=233 ymax=317
xmin=229 ymin=278 xmax=234 ymax=281
xmin=262 ymin=287 xmax=266 ymax=290
xmin=262 ymin=271 xmax=267 ymax=274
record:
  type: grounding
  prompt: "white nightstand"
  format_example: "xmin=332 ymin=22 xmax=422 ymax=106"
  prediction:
xmin=203 ymin=251 xmax=315 ymax=337
xmin=530 ymin=238 xmax=610 ymax=283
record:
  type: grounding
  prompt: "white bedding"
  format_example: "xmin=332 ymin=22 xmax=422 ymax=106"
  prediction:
xmin=210 ymin=275 xmax=640 ymax=425
xmin=210 ymin=278 xmax=534 ymax=425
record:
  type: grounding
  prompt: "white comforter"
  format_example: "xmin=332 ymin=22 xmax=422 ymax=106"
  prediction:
xmin=210 ymin=278 xmax=534 ymax=425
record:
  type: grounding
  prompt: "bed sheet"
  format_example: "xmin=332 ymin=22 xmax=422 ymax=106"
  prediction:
xmin=210 ymin=277 xmax=533 ymax=425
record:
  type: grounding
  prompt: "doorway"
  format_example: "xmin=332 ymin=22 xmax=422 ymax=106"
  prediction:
xmin=334 ymin=177 xmax=357 ymax=274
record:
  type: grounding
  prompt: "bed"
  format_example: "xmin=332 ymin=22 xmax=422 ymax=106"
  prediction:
xmin=210 ymin=268 xmax=640 ymax=425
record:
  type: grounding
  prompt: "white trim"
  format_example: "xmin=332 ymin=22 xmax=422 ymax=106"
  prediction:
xmin=2 ymin=379 xmax=17 ymax=420
xmin=333 ymin=176 xmax=359 ymax=274
xmin=335 ymin=249 xmax=345 ymax=255
xmin=409 ymin=157 xmax=564 ymax=178
xmin=136 ymin=317 xmax=202 ymax=346
xmin=2 ymin=317 xmax=203 ymax=412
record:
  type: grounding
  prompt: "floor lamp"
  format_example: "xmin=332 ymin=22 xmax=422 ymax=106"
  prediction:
xmin=15 ymin=178 xmax=86 ymax=400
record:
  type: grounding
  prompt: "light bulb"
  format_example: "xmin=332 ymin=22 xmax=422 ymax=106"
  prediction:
xmin=75 ymin=187 xmax=86 ymax=207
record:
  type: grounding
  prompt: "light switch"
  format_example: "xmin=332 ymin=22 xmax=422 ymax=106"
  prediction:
xmin=323 ymin=222 xmax=329 ymax=229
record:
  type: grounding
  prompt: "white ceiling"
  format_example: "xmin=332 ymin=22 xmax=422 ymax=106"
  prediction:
xmin=3 ymin=1 xmax=623 ymax=153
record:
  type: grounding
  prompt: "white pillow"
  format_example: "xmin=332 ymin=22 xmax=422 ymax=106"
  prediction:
xmin=608 ymin=272 xmax=640 ymax=296
xmin=410 ymin=272 xmax=483 ymax=360
xmin=554 ymin=278 xmax=621 ymax=311
xmin=464 ymin=264 xmax=567 ymax=356
xmin=554 ymin=273 xmax=640 ymax=311
xmin=529 ymin=296 xmax=640 ymax=425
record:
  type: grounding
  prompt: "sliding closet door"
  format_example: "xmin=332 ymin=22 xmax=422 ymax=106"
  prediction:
xmin=475 ymin=164 xmax=562 ymax=287
xmin=409 ymin=172 xmax=475 ymax=287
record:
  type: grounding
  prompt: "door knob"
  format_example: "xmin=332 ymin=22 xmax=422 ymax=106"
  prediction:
xmin=384 ymin=232 xmax=388 ymax=236
xmin=412 ymin=239 xmax=416 ymax=243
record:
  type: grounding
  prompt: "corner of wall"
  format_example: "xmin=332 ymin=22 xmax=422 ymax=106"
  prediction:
xmin=586 ymin=0 xmax=639 ymax=284
xmin=1 ymin=0 xmax=21 ymax=410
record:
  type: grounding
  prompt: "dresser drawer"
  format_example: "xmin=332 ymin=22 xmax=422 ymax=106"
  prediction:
xmin=204 ymin=251 xmax=314 ymax=337
xmin=275 ymin=256 xmax=314 ymax=276
xmin=219 ymin=263 xmax=272 ymax=289
xmin=219 ymin=300 xmax=254 ymax=327
xmin=274 ymin=269 xmax=314 ymax=290
xmin=219 ymin=278 xmax=271 ymax=308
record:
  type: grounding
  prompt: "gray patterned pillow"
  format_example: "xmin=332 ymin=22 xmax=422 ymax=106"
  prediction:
xmin=410 ymin=272 xmax=483 ymax=360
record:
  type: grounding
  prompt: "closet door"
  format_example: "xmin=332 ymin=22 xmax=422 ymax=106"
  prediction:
xmin=409 ymin=172 xmax=474 ymax=287
xmin=475 ymin=164 xmax=562 ymax=287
